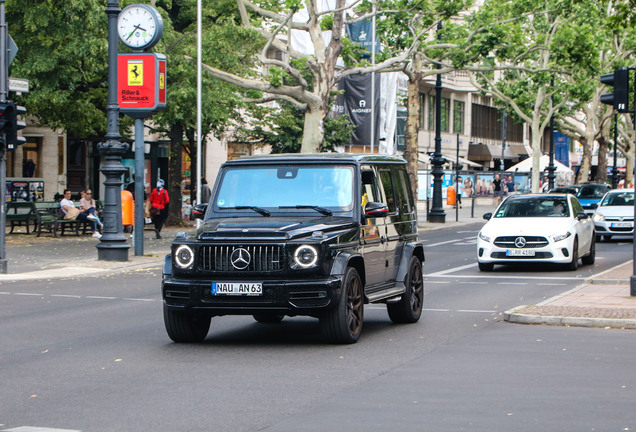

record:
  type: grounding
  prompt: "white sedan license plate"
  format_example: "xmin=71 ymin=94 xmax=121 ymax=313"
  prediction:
xmin=611 ymin=222 xmax=632 ymax=228
xmin=506 ymin=249 xmax=535 ymax=256
xmin=212 ymin=282 xmax=262 ymax=296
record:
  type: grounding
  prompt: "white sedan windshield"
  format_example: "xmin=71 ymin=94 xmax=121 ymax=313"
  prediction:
xmin=215 ymin=165 xmax=354 ymax=210
xmin=495 ymin=197 xmax=570 ymax=218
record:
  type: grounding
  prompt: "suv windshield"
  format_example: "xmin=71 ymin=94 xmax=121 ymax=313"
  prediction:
xmin=214 ymin=165 xmax=354 ymax=212
xmin=577 ymin=185 xmax=606 ymax=199
xmin=495 ymin=197 xmax=570 ymax=218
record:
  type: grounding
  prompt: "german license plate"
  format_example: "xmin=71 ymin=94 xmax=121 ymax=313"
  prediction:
xmin=506 ymin=249 xmax=535 ymax=256
xmin=211 ymin=282 xmax=262 ymax=296
xmin=611 ymin=222 xmax=632 ymax=228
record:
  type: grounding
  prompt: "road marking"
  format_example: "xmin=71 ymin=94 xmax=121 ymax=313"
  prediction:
xmin=86 ymin=296 xmax=117 ymax=300
xmin=425 ymin=280 xmax=450 ymax=284
xmin=423 ymin=308 xmax=450 ymax=312
xmin=1 ymin=427 xmax=81 ymax=432
xmin=428 ymin=263 xmax=477 ymax=276
xmin=498 ymin=282 xmax=528 ymax=285
xmin=1 ymin=293 xmax=157 ymax=303
xmin=426 ymin=236 xmax=475 ymax=247
xmin=536 ymin=283 xmax=567 ymax=286
xmin=457 ymin=309 xmax=496 ymax=313
xmin=51 ymin=294 xmax=81 ymax=298
xmin=14 ymin=292 xmax=43 ymax=296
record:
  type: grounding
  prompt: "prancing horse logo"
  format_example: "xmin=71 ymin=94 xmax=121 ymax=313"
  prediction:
xmin=231 ymin=248 xmax=251 ymax=270
xmin=514 ymin=237 xmax=527 ymax=248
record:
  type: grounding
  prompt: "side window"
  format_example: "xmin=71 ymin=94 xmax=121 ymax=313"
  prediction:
xmin=379 ymin=169 xmax=397 ymax=213
xmin=361 ymin=168 xmax=381 ymax=207
xmin=395 ymin=168 xmax=413 ymax=214
xmin=571 ymin=197 xmax=584 ymax=215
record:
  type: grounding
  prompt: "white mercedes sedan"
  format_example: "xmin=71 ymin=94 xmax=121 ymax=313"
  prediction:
xmin=593 ymin=189 xmax=634 ymax=242
xmin=477 ymin=194 xmax=595 ymax=271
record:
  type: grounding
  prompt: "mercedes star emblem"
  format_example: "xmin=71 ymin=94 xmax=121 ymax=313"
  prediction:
xmin=514 ymin=237 xmax=527 ymax=248
xmin=230 ymin=247 xmax=251 ymax=270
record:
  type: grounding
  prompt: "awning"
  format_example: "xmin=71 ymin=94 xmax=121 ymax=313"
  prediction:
xmin=441 ymin=153 xmax=482 ymax=168
xmin=486 ymin=143 xmax=516 ymax=159
xmin=508 ymin=144 xmax=529 ymax=158
xmin=467 ymin=143 xmax=491 ymax=162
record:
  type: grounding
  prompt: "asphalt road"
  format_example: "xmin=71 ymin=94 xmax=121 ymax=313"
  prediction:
xmin=1 ymin=224 xmax=635 ymax=432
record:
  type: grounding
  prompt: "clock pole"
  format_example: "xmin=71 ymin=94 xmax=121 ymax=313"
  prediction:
xmin=96 ymin=0 xmax=130 ymax=261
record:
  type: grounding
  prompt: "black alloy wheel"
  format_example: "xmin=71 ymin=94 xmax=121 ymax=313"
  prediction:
xmin=387 ymin=256 xmax=424 ymax=323
xmin=163 ymin=306 xmax=211 ymax=343
xmin=320 ymin=266 xmax=364 ymax=344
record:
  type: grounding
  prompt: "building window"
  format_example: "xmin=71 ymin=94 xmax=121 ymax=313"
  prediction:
xmin=428 ymin=96 xmax=450 ymax=132
xmin=453 ymin=100 xmax=465 ymax=134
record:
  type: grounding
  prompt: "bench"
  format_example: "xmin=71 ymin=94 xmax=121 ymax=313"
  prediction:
xmin=34 ymin=202 xmax=96 ymax=237
xmin=5 ymin=201 xmax=38 ymax=234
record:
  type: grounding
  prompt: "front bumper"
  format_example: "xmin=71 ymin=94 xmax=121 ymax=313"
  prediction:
xmin=594 ymin=221 xmax=634 ymax=236
xmin=162 ymin=275 xmax=342 ymax=316
xmin=477 ymin=238 xmax=574 ymax=264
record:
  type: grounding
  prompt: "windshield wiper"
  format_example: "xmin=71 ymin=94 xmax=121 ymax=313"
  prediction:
xmin=232 ymin=206 xmax=271 ymax=216
xmin=279 ymin=205 xmax=333 ymax=216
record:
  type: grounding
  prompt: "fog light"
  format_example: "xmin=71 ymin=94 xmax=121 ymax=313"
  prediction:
xmin=561 ymin=248 xmax=569 ymax=257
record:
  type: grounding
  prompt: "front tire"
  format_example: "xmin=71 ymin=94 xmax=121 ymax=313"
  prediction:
xmin=320 ymin=266 xmax=364 ymax=344
xmin=163 ymin=306 xmax=211 ymax=343
xmin=387 ymin=256 xmax=423 ymax=323
xmin=478 ymin=262 xmax=494 ymax=272
xmin=581 ymin=235 xmax=596 ymax=265
xmin=566 ymin=238 xmax=579 ymax=271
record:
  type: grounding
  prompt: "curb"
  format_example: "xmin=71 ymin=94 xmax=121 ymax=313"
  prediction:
xmin=503 ymin=305 xmax=636 ymax=329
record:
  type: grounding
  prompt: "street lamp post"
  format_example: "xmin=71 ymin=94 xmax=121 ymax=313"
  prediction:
xmin=427 ymin=20 xmax=446 ymax=223
xmin=96 ymin=0 xmax=130 ymax=261
xmin=547 ymin=79 xmax=556 ymax=190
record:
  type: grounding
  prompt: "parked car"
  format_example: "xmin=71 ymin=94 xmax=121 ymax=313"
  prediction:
xmin=162 ymin=154 xmax=425 ymax=344
xmin=592 ymin=189 xmax=634 ymax=242
xmin=574 ymin=182 xmax=611 ymax=214
xmin=477 ymin=194 xmax=595 ymax=271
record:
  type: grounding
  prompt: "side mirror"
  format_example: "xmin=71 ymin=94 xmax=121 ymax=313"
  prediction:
xmin=590 ymin=203 xmax=598 ymax=209
xmin=483 ymin=212 xmax=492 ymax=220
xmin=364 ymin=202 xmax=389 ymax=218
xmin=576 ymin=212 xmax=588 ymax=220
xmin=192 ymin=203 xmax=208 ymax=220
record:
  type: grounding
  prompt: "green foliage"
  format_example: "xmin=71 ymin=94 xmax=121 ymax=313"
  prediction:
xmin=240 ymin=101 xmax=355 ymax=153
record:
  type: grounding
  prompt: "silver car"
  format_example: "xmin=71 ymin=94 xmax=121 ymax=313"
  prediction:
xmin=592 ymin=189 xmax=634 ymax=242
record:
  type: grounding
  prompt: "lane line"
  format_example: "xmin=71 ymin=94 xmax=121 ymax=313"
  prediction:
xmin=426 ymin=236 xmax=475 ymax=247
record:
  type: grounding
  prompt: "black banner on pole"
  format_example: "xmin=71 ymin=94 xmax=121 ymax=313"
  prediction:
xmin=333 ymin=74 xmax=380 ymax=148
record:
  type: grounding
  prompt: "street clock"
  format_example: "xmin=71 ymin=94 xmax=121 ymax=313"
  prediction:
xmin=117 ymin=4 xmax=164 ymax=51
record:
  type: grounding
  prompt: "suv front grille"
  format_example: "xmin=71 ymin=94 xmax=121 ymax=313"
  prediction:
xmin=494 ymin=236 xmax=549 ymax=248
xmin=199 ymin=245 xmax=284 ymax=272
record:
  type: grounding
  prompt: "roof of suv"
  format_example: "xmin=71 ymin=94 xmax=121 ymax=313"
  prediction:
xmin=223 ymin=153 xmax=406 ymax=166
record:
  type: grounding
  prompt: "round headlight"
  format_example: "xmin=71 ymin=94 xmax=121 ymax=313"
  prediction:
xmin=294 ymin=245 xmax=318 ymax=268
xmin=174 ymin=245 xmax=195 ymax=269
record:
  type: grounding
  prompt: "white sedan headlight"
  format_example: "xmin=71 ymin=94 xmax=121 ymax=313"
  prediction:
xmin=174 ymin=245 xmax=195 ymax=269
xmin=478 ymin=232 xmax=492 ymax=243
xmin=552 ymin=232 xmax=572 ymax=243
xmin=592 ymin=213 xmax=605 ymax=222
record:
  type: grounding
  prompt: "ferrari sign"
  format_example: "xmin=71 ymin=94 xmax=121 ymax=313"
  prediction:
xmin=117 ymin=53 xmax=166 ymax=118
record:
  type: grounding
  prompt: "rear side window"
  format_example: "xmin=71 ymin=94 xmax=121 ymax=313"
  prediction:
xmin=379 ymin=170 xmax=397 ymax=213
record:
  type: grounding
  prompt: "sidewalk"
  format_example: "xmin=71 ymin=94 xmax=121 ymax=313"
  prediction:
xmin=2 ymin=207 xmax=635 ymax=330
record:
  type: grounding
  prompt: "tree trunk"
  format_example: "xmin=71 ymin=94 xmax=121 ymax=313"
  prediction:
xmin=530 ymin=120 xmax=543 ymax=193
xmin=167 ymin=123 xmax=184 ymax=225
xmin=595 ymin=136 xmax=609 ymax=184
xmin=403 ymin=75 xmax=421 ymax=204
xmin=576 ymin=137 xmax=593 ymax=184
xmin=301 ymin=105 xmax=326 ymax=153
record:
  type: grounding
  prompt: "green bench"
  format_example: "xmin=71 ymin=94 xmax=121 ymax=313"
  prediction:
xmin=5 ymin=201 xmax=38 ymax=234
xmin=34 ymin=202 xmax=97 ymax=237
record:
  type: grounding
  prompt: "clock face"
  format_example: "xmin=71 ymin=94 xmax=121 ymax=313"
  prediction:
xmin=118 ymin=4 xmax=163 ymax=50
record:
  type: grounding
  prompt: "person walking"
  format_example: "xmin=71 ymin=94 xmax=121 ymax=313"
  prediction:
xmin=149 ymin=179 xmax=169 ymax=239
xmin=200 ymin=177 xmax=211 ymax=204
xmin=493 ymin=174 xmax=502 ymax=204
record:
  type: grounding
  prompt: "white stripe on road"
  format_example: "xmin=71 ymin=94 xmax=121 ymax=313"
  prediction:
xmin=428 ymin=263 xmax=477 ymax=276
xmin=425 ymin=236 xmax=475 ymax=247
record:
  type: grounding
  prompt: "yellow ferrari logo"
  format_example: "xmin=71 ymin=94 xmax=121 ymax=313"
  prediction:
xmin=128 ymin=60 xmax=143 ymax=86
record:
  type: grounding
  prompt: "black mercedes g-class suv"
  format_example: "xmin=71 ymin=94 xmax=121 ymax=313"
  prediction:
xmin=162 ymin=153 xmax=425 ymax=344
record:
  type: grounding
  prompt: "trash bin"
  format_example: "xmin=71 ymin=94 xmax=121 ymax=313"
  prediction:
xmin=446 ymin=185 xmax=456 ymax=206
xmin=121 ymin=190 xmax=134 ymax=226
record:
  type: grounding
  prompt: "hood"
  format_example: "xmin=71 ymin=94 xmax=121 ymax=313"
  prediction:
xmin=595 ymin=206 xmax=634 ymax=218
xmin=196 ymin=216 xmax=358 ymax=240
xmin=577 ymin=197 xmax=602 ymax=206
xmin=481 ymin=217 xmax=574 ymax=237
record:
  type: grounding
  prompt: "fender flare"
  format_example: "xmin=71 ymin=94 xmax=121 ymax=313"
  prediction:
xmin=395 ymin=242 xmax=425 ymax=287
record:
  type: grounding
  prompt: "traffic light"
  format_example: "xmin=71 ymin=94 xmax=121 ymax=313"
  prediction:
xmin=600 ymin=67 xmax=630 ymax=113
xmin=5 ymin=104 xmax=26 ymax=150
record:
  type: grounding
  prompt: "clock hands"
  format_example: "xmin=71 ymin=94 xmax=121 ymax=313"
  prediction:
xmin=125 ymin=24 xmax=147 ymax=41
